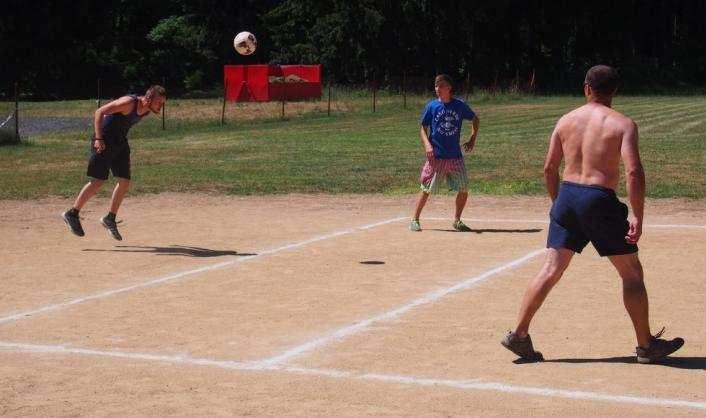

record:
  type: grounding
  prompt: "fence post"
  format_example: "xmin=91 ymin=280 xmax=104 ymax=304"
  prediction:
xmin=221 ymin=78 xmax=228 ymax=125
xmin=465 ymin=73 xmax=470 ymax=102
xmin=281 ymin=81 xmax=286 ymax=119
xmin=372 ymin=80 xmax=376 ymax=113
xmin=402 ymin=71 xmax=407 ymax=110
xmin=327 ymin=83 xmax=331 ymax=116
xmin=161 ymin=76 xmax=166 ymax=130
xmin=14 ymin=82 xmax=19 ymax=143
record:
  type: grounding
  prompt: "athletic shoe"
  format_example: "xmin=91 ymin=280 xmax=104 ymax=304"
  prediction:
xmin=61 ymin=209 xmax=85 ymax=237
xmin=636 ymin=327 xmax=684 ymax=364
xmin=410 ymin=219 xmax=421 ymax=231
xmin=100 ymin=215 xmax=123 ymax=241
xmin=453 ymin=220 xmax=472 ymax=232
xmin=501 ymin=331 xmax=544 ymax=362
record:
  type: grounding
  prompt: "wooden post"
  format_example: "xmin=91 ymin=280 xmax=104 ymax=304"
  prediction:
xmin=327 ymin=83 xmax=331 ymax=116
xmin=161 ymin=76 xmax=166 ymax=130
xmin=402 ymin=71 xmax=407 ymax=109
xmin=372 ymin=80 xmax=376 ymax=113
xmin=221 ymin=78 xmax=228 ymax=125
xmin=281 ymin=81 xmax=285 ymax=119
xmin=465 ymin=73 xmax=470 ymax=102
xmin=14 ymin=82 xmax=19 ymax=143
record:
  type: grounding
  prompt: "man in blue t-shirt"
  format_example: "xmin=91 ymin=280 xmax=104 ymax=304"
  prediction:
xmin=410 ymin=74 xmax=480 ymax=232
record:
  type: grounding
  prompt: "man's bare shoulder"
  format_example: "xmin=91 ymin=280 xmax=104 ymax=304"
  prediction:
xmin=604 ymin=107 xmax=637 ymax=132
xmin=554 ymin=107 xmax=584 ymax=130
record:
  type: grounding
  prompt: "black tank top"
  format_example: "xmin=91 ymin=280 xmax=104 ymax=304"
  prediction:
xmin=101 ymin=95 xmax=145 ymax=143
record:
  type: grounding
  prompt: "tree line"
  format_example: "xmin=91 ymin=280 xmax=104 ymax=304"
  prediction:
xmin=2 ymin=0 xmax=705 ymax=99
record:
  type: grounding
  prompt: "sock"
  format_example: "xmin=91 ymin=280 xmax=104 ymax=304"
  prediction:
xmin=106 ymin=212 xmax=116 ymax=221
xmin=68 ymin=208 xmax=79 ymax=216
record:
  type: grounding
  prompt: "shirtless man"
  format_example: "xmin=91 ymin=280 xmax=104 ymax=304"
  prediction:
xmin=501 ymin=65 xmax=683 ymax=364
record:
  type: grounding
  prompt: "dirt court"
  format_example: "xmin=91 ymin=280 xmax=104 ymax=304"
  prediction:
xmin=1 ymin=193 xmax=705 ymax=416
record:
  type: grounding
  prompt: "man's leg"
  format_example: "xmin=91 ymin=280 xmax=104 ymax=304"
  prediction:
xmin=410 ymin=191 xmax=429 ymax=231
xmin=62 ymin=179 xmax=105 ymax=237
xmin=608 ymin=253 xmax=651 ymax=348
xmin=108 ymin=177 xmax=130 ymax=215
xmin=454 ymin=191 xmax=468 ymax=221
xmin=72 ymin=178 xmax=104 ymax=211
xmin=412 ymin=190 xmax=429 ymax=220
xmin=101 ymin=177 xmax=130 ymax=241
xmin=514 ymin=248 xmax=574 ymax=337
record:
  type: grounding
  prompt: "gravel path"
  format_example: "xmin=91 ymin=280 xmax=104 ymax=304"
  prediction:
xmin=17 ymin=116 xmax=91 ymax=137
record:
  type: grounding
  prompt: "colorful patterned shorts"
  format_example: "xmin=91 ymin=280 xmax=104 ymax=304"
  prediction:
xmin=420 ymin=158 xmax=469 ymax=193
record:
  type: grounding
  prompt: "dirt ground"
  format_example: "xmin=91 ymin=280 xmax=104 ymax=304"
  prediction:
xmin=1 ymin=193 xmax=705 ymax=416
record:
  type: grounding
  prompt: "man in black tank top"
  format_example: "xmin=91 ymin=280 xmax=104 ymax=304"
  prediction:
xmin=61 ymin=85 xmax=166 ymax=240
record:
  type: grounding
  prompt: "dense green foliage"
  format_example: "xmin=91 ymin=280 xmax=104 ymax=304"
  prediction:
xmin=2 ymin=1 xmax=705 ymax=98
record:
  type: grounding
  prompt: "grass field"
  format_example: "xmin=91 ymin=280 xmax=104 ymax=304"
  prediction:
xmin=1 ymin=92 xmax=704 ymax=200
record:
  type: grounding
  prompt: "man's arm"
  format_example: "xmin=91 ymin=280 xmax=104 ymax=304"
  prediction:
xmin=92 ymin=96 xmax=134 ymax=152
xmin=621 ymin=121 xmax=645 ymax=244
xmin=544 ymin=123 xmax=563 ymax=201
xmin=420 ymin=125 xmax=434 ymax=160
xmin=463 ymin=115 xmax=479 ymax=152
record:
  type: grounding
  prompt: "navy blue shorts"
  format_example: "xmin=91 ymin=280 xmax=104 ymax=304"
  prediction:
xmin=547 ymin=181 xmax=638 ymax=257
xmin=86 ymin=137 xmax=131 ymax=180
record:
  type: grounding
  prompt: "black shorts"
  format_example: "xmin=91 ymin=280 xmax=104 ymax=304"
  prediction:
xmin=547 ymin=181 xmax=638 ymax=257
xmin=86 ymin=137 xmax=131 ymax=180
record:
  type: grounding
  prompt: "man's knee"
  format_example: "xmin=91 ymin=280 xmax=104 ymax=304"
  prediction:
xmin=623 ymin=276 xmax=646 ymax=294
xmin=542 ymin=266 xmax=563 ymax=284
xmin=89 ymin=178 xmax=105 ymax=188
xmin=615 ymin=257 xmax=643 ymax=283
xmin=117 ymin=178 xmax=131 ymax=188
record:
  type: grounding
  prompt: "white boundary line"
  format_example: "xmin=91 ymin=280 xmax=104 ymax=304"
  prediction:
xmin=425 ymin=217 xmax=706 ymax=230
xmin=258 ymin=248 xmax=546 ymax=366
xmin=0 ymin=216 xmax=406 ymax=326
xmin=1 ymin=341 xmax=704 ymax=412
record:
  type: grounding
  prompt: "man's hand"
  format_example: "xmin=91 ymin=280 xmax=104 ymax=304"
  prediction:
xmin=94 ymin=139 xmax=106 ymax=153
xmin=625 ymin=215 xmax=642 ymax=244
xmin=425 ymin=146 xmax=435 ymax=161
xmin=463 ymin=136 xmax=476 ymax=153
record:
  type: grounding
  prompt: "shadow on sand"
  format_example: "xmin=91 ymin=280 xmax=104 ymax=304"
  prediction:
xmin=83 ymin=245 xmax=256 ymax=258
xmin=524 ymin=356 xmax=706 ymax=370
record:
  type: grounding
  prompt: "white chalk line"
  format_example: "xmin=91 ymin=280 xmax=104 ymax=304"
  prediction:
xmin=1 ymin=341 xmax=704 ymax=411
xmin=258 ymin=248 xmax=547 ymax=366
xmin=0 ymin=216 xmax=406 ymax=326
xmin=424 ymin=217 xmax=706 ymax=230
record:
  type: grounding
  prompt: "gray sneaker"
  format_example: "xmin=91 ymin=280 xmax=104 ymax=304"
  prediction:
xmin=100 ymin=215 xmax=123 ymax=241
xmin=62 ymin=209 xmax=85 ymax=237
xmin=453 ymin=220 xmax=472 ymax=232
xmin=501 ymin=331 xmax=544 ymax=362
xmin=636 ymin=327 xmax=684 ymax=364
xmin=410 ymin=219 xmax=421 ymax=231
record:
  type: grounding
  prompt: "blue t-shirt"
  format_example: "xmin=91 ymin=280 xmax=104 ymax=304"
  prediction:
xmin=420 ymin=98 xmax=476 ymax=159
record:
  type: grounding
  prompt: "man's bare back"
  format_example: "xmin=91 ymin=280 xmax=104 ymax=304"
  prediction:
xmin=552 ymin=102 xmax=637 ymax=191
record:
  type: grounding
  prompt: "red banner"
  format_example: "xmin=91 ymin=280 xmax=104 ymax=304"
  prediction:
xmin=224 ymin=65 xmax=322 ymax=102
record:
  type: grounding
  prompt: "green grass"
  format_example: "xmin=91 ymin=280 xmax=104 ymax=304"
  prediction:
xmin=1 ymin=93 xmax=705 ymax=200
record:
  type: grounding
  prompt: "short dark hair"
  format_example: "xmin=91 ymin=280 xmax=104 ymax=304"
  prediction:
xmin=434 ymin=74 xmax=453 ymax=88
xmin=584 ymin=65 xmax=618 ymax=95
xmin=146 ymin=85 xmax=166 ymax=99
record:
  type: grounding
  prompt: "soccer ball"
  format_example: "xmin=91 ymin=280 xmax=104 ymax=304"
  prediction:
xmin=234 ymin=31 xmax=257 ymax=56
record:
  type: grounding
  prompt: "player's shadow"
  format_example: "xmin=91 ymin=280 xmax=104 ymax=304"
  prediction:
xmin=544 ymin=356 xmax=706 ymax=370
xmin=83 ymin=245 xmax=256 ymax=258
xmin=429 ymin=228 xmax=543 ymax=234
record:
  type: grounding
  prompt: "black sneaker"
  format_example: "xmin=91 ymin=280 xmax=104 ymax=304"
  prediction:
xmin=501 ymin=331 xmax=544 ymax=362
xmin=61 ymin=209 xmax=85 ymax=237
xmin=636 ymin=327 xmax=684 ymax=364
xmin=100 ymin=215 xmax=123 ymax=241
